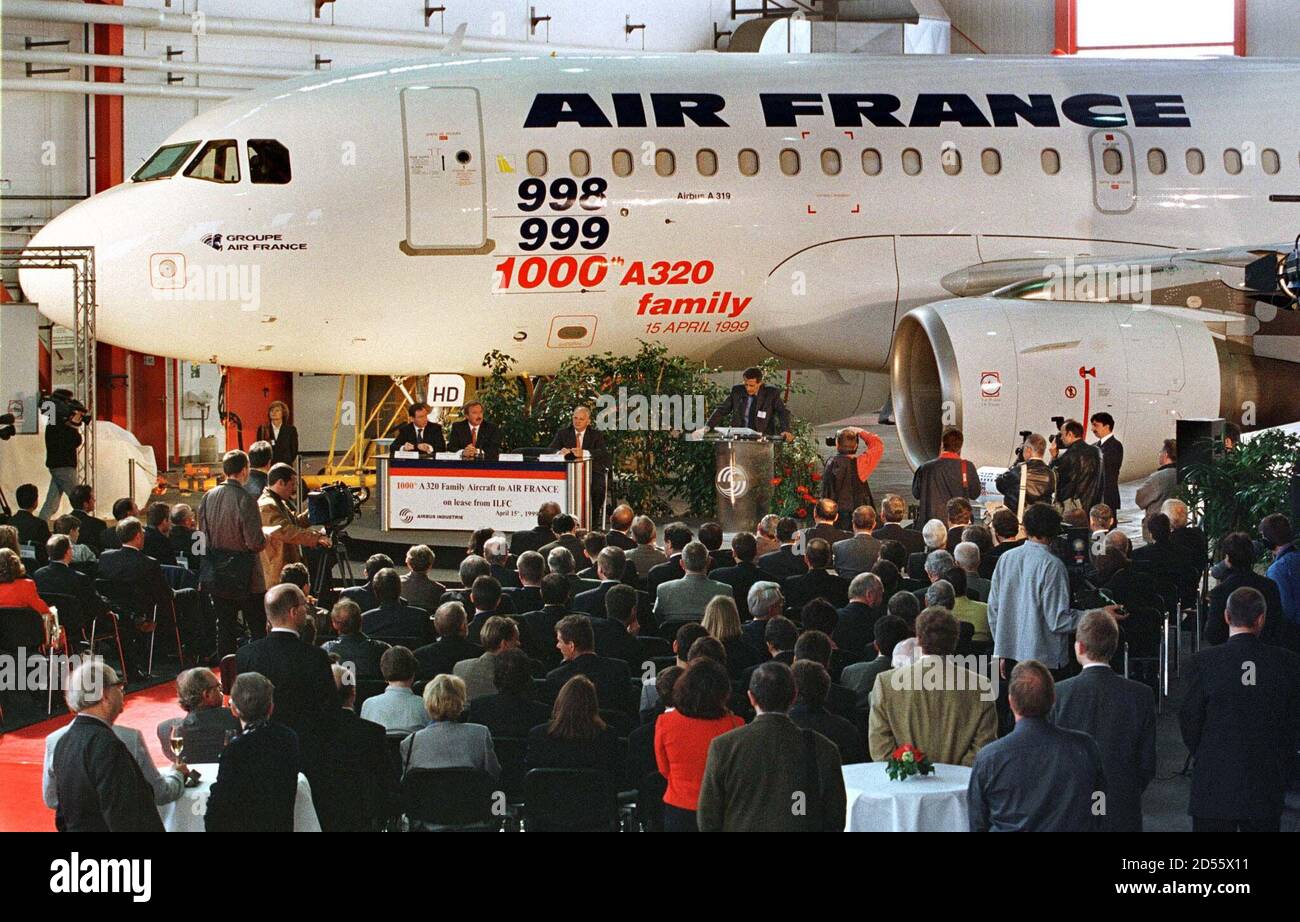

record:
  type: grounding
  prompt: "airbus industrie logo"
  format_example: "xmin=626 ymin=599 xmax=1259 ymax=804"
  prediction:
xmin=201 ymin=233 xmax=223 ymax=251
xmin=716 ymin=464 xmax=748 ymax=500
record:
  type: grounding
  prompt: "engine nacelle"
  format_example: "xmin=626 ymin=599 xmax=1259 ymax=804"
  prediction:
xmin=890 ymin=298 xmax=1223 ymax=481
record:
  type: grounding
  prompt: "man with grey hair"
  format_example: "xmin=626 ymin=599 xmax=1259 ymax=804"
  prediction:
xmin=400 ymin=544 xmax=445 ymax=611
xmin=156 ymin=666 xmax=241 ymax=764
xmin=953 ymin=541 xmax=991 ymax=602
xmin=835 ymin=572 xmax=884 ymax=655
xmin=995 ymin=432 xmax=1055 ymax=517
xmin=754 ymin=514 xmax=781 ymax=558
xmin=206 ymin=671 xmax=303 ymax=832
xmin=741 ymin=580 xmax=785 ymax=658
xmin=169 ymin=502 xmax=201 ymax=571
xmin=547 ymin=545 xmax=598 ymax=601
xmin=655 ymin=540 xmax=731 ymax=620
xmin=906 ymin=519 xmax=949 ymax=582
xmin=1164 ymin=497 xmax=1210 ymax=575
xmin=234 ymin=582 xmax=338 ymax=751
xmin=913 ymin=549 xmax=955 ymax=604
xmin=413 ymin=600 xmax=482 ymax=681
xmin=484 ymin=535 xmax=518 ymax=588
xmin=924 ymin=579 xmax=956 ymax=612
xmin=46 ymin=661 xmax=174 ymax=831
xmin=627 ymin=514 xmax=667 ymax=577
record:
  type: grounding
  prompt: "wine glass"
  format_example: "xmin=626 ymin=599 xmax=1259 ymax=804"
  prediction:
xmin=169 ymin=724 xmax=185 ymax=763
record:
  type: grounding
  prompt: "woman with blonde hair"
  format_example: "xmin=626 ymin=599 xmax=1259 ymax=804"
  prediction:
xmin=702 ymin=594 xmax=759 ymax=680
xmin=256 ymin=400 xmax=299 ymax=466
xmin=398 ymin=673 xmax=500 ymax=778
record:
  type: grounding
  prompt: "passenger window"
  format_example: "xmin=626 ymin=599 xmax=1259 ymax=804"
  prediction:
xmin=1147 ymin=148 xmax=1167 ymax=175
xmin=1186 ymin=148 xmax=1205 ymax=175
xmin=902 ymin=148 xmax=922 ymax=176
xmin=612 ymin=149 xmax=634 ymax=177
xmin=697 ymin=149 xmax=718 ymax=176
xmin=526 ymin=150 xmax=548 ymax=177
xmin=1102 ymin=148 xmax=1124 ymax=176
xmin=779 ymin=148 xmax=801 ymax=176
xmin=1223 ymin=148 xmax=1243 ymax=175
xmin=981 ymin=148 xmax=1002 ymax=175
xmin=132 ymin=141 xmax=199 ymax=182
xmin=1041 ymin=148 xmax=1061 ymax=175
xmin=942 ymin=147 xmax=962 ymax=176
xmin=655 ymin=149 xmax=676 ymax=177
xmin=738 ymin=149 xmax=760 ymax=176
xmin=820 ymin=148 xmax=841 ymax=176
xmin=185 ymin=140 xmax=241 ymax=184
xmin=247 ymin=139 xmax=291 ymax=184
xmin=569 ymin=150 xmax=591 ymax=177
xmin=862 ymin=149 xmax=882 ymax=176
xmin=1262 ymin=148 xmax=1281 ymax=175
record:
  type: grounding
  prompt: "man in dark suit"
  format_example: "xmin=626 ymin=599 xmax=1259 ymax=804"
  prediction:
xmin=968 ymin=661 xmax=1106 ymax=832
xmin=510 ymin=502 xmax=560 ymax=557
xmin=97 ymin=517 xmax=174 ymax=615
xmin=233 ymin=584 xmax=339 ymax=754
xmin=34 ymin=534 xmax=103 ymax=641
xmin=591 ymin=583 xmax=642 ymax=670
xmin=142 ymin=501 xmax=179 ymax=565
xmin=605 ymin=504 xmax=637 ymax=551
xmin=466 ymin=577 xmax=539 ymax=655
xmin=156 ymin=666 xmax=242 ymax=765
xmin=205 ymin=671 xmax=302 ymax=832
xmin=483 ymin=535 xmax=519 ymax=588
xmin=544 ymin=614 xmax=633 ymax=714
xmin=757 ymin=517 xmax=808 ymax=583
xmin=697 ymin=661 xmax=845 ymax=832
xmin=465 ymin=648 xmax=552 ymax=739
xmin=835 ymin=572 xmax=885 ymax=657
xmin=710 ymin=533 xmax=774 ymax=614
xmin=703 ymin=367 xmax=793 ymax=440
xmin=739 ymin=583 xmax=786 ymax=657
xmin=392 ymin=402 xmax=446 ymax=455
xmin=538 ymin=514 xmax=585 ymax=560
xmin=413 ymin=601 xmax=483 ymax=681
xmin=11 ymin=483 xmax=51 ymax=567
xmin=832 ymin=505 xmax=882 ymax=582
xmin=1051 ymin=610 xmax=1156 ymax=832
xmin=504 ymin=550 xmax=545 ymax=614
xmin=168 ymin=503 xmax=201 ymax=571
xmin=314 ymin=665 xmax=401 ymax=831
xmin=695 ymin=521 xmax=734 ymax=570
xmin=51 ymin=661 xmax=171 ymax=832
xmin=67 ymin=485 xmax=109 ymax=555
xmin=1205 ymin=531 xmax=1285 ymax=646
xmin=645 ymin=521 xmax=693 ymax=598
xmin=1090 ymin=412 xmax=1124 ymax=514
xmin=339 ymin=553 xmax=394 ymax=615
xmin=322 ymin=599 xmax=391 ymax=681
xmin=361 ymin=568 xmax=432 ymax=644
xmin=874 ymin=494 xmax=926 ymax=557
xmin=548 ymin=405 xmax=610 ymax=516
xmin=1180 ymin=586 xmax=1300 ymax=832
xmin=783 ymin=539 xmax=850 ymax=614
xmin=519 ymin=574 xmax=571 ymax=667
xmin=446 ymin=400 xmax=501 ymax=461
xmin=573 ymin=546 xmax=626 ymax=616
xmin=244 ymin=441 xmax=273 ymax=499
xmin=803 ymin=499 xmax=852 ymax=548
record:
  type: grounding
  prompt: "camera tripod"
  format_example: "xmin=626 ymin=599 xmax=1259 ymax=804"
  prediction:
xmin=312 ymin=523 xmax=357 ymax=599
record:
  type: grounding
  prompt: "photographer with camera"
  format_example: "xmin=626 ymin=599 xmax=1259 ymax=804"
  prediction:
xmin=1050 ymin=419 xmax=1104 ymax=517
xmin=39 ymin=390 xmax=87 ymax=521
xmin=995 ymin=433 xmax=1055 ymax=519
xmin=198 ymin=450 xmax=268 ymax=658
xmin=258 ymin=464 xmax=331 ymax=591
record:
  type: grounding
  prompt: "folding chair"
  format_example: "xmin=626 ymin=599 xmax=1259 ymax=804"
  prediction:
xmin=402 ymin=768 xmax=502 ymax=831
xmin=523 ymin=768 xmax=620 ymax=832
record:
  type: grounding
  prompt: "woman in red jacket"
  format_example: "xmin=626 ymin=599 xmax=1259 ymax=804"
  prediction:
xmin=654 ymin=657 xmax=745 ymax=832
xmin=0 ymin=547 xmax=52 ymax=644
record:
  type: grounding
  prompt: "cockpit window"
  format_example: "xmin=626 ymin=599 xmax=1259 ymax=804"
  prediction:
xmin=248 ymin=139 xmax=292 ymax=184
xmin=132 ymin=142 xmax=199 ymax=182
xmin=184 ymin=140 xmax=241 ymax=184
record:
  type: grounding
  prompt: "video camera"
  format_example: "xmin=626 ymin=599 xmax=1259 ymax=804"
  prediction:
xmin=1012 ymin=430 xmax=1033 ymax=463
xmin=0 ymin=413 xmax=15 ymax=441
xmin=1048 ymin=415 xmax=1066 ymax=449
xmin=41 ymin=389 xmax=88 ymax=427
xmin=306 ymin=481 xmax=368 ymax=530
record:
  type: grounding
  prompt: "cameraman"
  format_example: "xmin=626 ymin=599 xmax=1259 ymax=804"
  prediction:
xmin=994 ymin=433 xmax=1055 ymax=517
xmin=39 ymin=392 xmax=87 ymax=521
xmin=1050 ymin=419 xmax=1103 ymax=516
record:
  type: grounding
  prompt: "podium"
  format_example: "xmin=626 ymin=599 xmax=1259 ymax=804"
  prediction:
xmin=703 ymin=431 xmax=776 ymax=534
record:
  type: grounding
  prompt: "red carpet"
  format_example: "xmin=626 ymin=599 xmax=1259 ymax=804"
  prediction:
xmin=0 ymin=682 xmax=182 ymax=832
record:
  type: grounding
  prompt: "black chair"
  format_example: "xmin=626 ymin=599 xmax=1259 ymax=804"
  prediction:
xmin=522 ymin=768 xmax=620 ymax=832
xmin=600 ymin=708 xmax=635 ymax=740
xmin=95 ymin=578 xmax=183 ymax=675
xmin=402 ymin=767 xmax=502 ymax=831
xmin=493 ymin=735 xmax=529 ymax=816
xmin=656 ymin=618 xmax=698 ymax=642
xmin=635 ymin=770 xmax=668 ymax=832
xmin=218 ymin=654 xmax=238 ymax=695
xmin=635 ymin=635 xmax=672 ymax=660
xmin=0 ymin=607 xmax=57 ymax=715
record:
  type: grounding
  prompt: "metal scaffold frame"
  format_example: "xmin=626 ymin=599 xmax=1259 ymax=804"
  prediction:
xmin=0 ymin=246 xmax=97 ymax=487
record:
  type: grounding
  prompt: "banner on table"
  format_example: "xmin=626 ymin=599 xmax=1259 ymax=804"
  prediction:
xmin=387 ymin=459 xmax=568 ymax=531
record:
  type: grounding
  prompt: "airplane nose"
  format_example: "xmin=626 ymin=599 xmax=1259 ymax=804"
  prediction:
xmin=19 ymin=201 xmax=105 ymax=328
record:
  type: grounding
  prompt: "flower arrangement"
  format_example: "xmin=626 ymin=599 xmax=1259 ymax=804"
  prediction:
xmin=886 ymin=744 xmax=935 ymax=781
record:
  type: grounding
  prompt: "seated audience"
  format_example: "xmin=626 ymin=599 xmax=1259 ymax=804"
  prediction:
xmin=544 ymin=614 xmax=633 ymax=714
xmin=953 ymin=541 xmax=991 ymax=602
xmin=0 ymin=547 xmax=53 ymax=641
xmin=399 ymin=674 xmax=500 ymax=778
xmin=484 ymin=535 xmax=519 ymax=588
xmin=792 ymin=629 xmax=857 ymax=722
xmin=505 ymin=550 xmax=546 ymax=613
xmin=1205 ymin=532 xmax=1284 ymax=647
xmin=709 ymin=532 xmax=773 ymax=613
xmin=156 ymin=666 xmax=242 ymax=764
xmin=753 ymin=514 xmax=781 ymax=558
xmin=322 ymin=599 xmax=390 ymax=681
xmin=654 ymin=541 xmax=731 ymax=620
xmin=143 ymin=502 xmax=178 ymax=565
xmin=205 ymin=672 xmax=302 ymax=832
xmin=645 ymin=522 xmax=693 ymax=598
xmin=740 ymin=580 xmax=784 ymax=659
xmin=12 ymin=483 xmax=51 ymax=566
xmin=455 ymin=615 xmax=520 ymax=700
xmin=832 ymin=505 xmax=883 ymax=582
xmin=466 ymin=648 xmax=553 ymax=739
xmin=945 ymin=567 xmax=991 ymax=645
xmin=509 ymin=501 xmax=560 ymax=557
xmin=526 ymin=675 xmax=623 ymax=777
xmin=835 ymin=572 xmax=885 ymax=657
xmin=841 ymin=614 xmax=912 ymax=707
xmin=169 ymin=504 xmax=200 ymax=571
xmin=783 ymin=538 xmax=850 ymax=612
xmin=339 ymin=554 xmax=395 ymax=614
xmin=591 ymin=583 xmax=641 ymax=669
xmin=756 ymin=516 xmax=808 ymax=582
xmin=698 ymin=521 xmax=734 ymax=570
xmin=360 ymin=646 xmax=429 ymax=734
xmin=399 ymin=544 xmax=445 ymax=611
xmin=626 ymin=515 xmax=668 ymax=579
xmin=413 ymin=602 xmax=482 ymax=681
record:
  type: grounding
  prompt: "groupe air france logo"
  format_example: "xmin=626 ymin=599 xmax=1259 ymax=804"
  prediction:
xmin=201 ymin=233 xmax=223 ymax=251
xmin=715 ymin=464 xmax=748 ymax=500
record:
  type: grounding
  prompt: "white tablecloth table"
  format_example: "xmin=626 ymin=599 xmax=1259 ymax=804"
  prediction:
xmin=158 ymin=763 xmax=321 ymax=832
xmin=843 ymin=762 xmax=972 ymax=832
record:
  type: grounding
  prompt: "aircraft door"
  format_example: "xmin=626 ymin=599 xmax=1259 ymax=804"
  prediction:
xmin=401 ymin=86 xmax=488 ymax=252
xmin=1088 ymin=129 xmax=1137 ymax=215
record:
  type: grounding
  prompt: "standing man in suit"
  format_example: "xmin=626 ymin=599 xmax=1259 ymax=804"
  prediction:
xmin=703 ymin=367 xmax=793 ymax=441
xmin=833 ymin=506 xmax=883 ymax=582
xmin=912 ymin=428 xmax=982 ymax=527
xmin=549 ymin=405 xmax=610 ymax=520
xmin=205 ymin=671 xmax=303 ymax=832
xmin=1180 ymin=586 xmax=1300 ymax=832
xmin=393 ymin=402 xmax=446 ymax=455
xmin=1050 ymin=610 xmax=1156 ymax=832
xmin=198 ymin=450 xmax=268 ymax=656
xmin=50 ymin=661 xmax=175 ymax=832
xmin=447 ymin=400 xmax=501 ymax=461
xmin=654 ymin=541 xmax=732 ymax=621
xmin=968 ymin=661 xmax=1106 ymax=832
xmin=1090 ymin=412 xmax=1124 ymax=514
xmin=697 ymin=661 xmax=845 ymax=831
xmin=244 ymin=441 xmax=273 ymax=498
